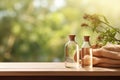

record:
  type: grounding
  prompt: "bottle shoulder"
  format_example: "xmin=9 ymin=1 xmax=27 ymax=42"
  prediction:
xmin=81 ymin=42 xmax=91 ymax=48
xmin=66 ymin=41 xmax=78 ymax=44
xmin=65 ymin=41 xmax=79 ymax=47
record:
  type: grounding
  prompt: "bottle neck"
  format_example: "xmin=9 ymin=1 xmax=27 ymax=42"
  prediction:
xmin=68 ymin=35 xmax=76 ymax=41
xmin=69 ymin=35 xmax=76 ymax=41
xmin=69 ymin=39 xmax=75 ymax=42
xmin=84 ymin=36 xmax=90 ymax=42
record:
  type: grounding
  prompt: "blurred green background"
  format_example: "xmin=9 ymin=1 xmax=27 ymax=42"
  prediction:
xmin=0 ymin=0 xmax=120 ymax=62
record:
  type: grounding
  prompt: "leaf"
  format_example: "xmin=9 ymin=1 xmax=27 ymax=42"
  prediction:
xmin=102 ymin=16 xmax=109 ymax=24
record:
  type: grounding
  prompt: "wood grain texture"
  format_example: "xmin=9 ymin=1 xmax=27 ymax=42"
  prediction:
xmin=0 ymin=62 xmax=119 ymax=76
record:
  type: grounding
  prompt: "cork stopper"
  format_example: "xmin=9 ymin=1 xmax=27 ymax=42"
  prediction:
xmin=69 ymin=35 xmax=76 ymax=41
xmin=84 ymin=36 xmax=90 ymax=41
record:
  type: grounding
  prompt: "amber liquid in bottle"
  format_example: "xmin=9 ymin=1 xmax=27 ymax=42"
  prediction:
xmin=65 ymin=35 xmax=79 ymax=68
xmin=81 ymin=36 xmax=92 ymax=68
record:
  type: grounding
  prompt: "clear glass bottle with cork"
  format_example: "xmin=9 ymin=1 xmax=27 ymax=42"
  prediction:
xmin=81 ymin=36 xmax=92 ymax=68
xmin=65 ymin=34 xmax=79 ymax=68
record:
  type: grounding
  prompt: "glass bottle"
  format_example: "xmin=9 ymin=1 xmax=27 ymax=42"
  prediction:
xmin=81 ymin=36 xmax=92 ymax=68
xmin=65 ymin=35 xmax=79 ymax=68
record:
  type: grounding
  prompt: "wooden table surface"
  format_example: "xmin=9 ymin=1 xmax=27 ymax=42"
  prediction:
xmin=0 ymin=62 xmax=119 ymax=76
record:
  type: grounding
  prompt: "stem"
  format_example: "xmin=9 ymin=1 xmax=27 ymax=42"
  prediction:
xmin=101 ymin=21 xmax=120 ymax=34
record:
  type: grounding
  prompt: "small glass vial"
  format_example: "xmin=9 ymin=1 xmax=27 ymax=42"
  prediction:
xmin=65 ymin=35 xmax=79 ymax=68
xmin=81 ymin=36 xmax=92 ymax=68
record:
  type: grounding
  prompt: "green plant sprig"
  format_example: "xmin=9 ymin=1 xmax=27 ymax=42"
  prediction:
xmin=81 ymin=13 xmax=120 ymax=46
